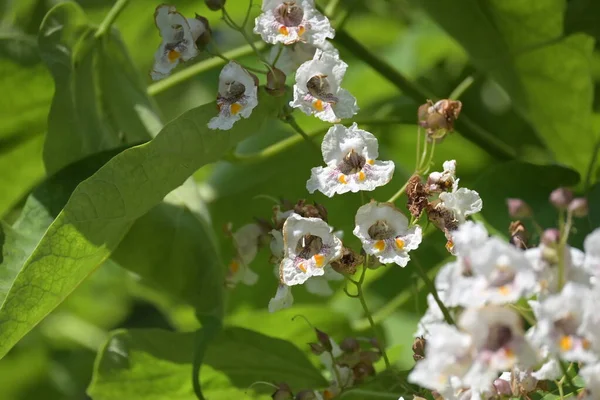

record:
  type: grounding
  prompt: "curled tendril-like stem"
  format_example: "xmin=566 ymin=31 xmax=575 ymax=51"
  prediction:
xmin=291 ymin=314 xmax=316 ymax=329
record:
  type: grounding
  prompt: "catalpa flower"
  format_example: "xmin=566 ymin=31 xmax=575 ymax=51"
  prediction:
xmin=268 ymin=284 xmax=294 ymax=312
xmin=307 ymin=124 xmax=394 ymax=197
xmin=437 ymin=186 xmax=483 ymax=225
xmin=460 ymin=306 xmax=537 ymax=393
xmin=254 ymin=0 xmax=334 ymax=45
xmin=353 ymin=201 xmax=422 ymax=267
xmin=227 ymin=223 xmax=263 ymax=286
xmin=208 ymin=61 xmax=258 ymax=130
xmin=279 ymin=213 xmax=342 ymax=286
xmin=579 ymin=362 xmax=600 ymax=400
xmin=427 ymin=159 xmax=457 ymax=193
xmin=151 ymin=5 xmax=207 ymax=80
xmin=584 ymin=228 xmax=600 ymax=277
xmin=290 ymin=50 xmax=358 ymax=122
xmin=268 ymin=40 xmax=338 ymax=75
xmin=531 ymin=282 xmax=599 ymax=363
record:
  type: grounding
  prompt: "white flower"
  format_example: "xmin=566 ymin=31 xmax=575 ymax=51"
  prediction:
xmin=438 ymin=187 xmax=483 ymax=224
xmin=279 ymin=213 xmax=342 ymax=286
xmin=150 ymin=5 xmax=206 ymax=80
xmin=497 ymin=367 xmax=537 ymax=395
xmin=208 ymin=61 xmax=258 ymax=130
xmin=459 ymin=306 xmax=538 ymax=393
xmin=305 ymin=267 xmax=344 ymax=296
xmin=269 ymin=40 xmax=338 ymax=75
xmin=448 ymin=220 xmax=489 ymax=257
xmin=353 ymin=201 xmax=422 ymax=267
xmin=307 ymin=124 xmax=394 ymax=197
xmin=580 ymin=362 xmax=600 ymax=400
xmin=254 ymin=0 xmax=334 ymax=45
xmin=461 ymin=238 xmax=537 ymax=306
xmin=427 ymin=159 xmax=458 ymax=192
xmin=408 ymin=324 xmax=473 ymax=395
xmin=268 ymin=284 xmax=294 ymax=312
xmin=584 ymin=228 xmax=600 ymax=277
xmin=290 ymin=50 xmax=358 ymax=122
xmin=531 ymin=282 xmax=599 ymax=363
xmin=525 ymin=245 xmax=590 ymax=296
xmin=227 ymin=223 xmax=263 ymax=286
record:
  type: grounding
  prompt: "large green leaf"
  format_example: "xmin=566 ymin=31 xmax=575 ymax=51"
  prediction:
xmin=38 ymin=2 xmax=155 ymax=174
xmin=473 ymin=161 xmax=581 ymax=241
xmin=0 ymin=88 xmax=282 ymax=359
xmin=88 ymin=326 xmax=328 ymax=400
xmin=417 ymin=0 xmax=596 ymax=176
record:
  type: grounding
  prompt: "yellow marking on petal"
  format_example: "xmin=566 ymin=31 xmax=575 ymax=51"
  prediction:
xmin=314 ymin=99 xmax=325 ymax=111
xmin=445 ymin=240 xmax=454 ymax=253
xmin=367 ymin=159 xmax=375 ymax=165
xmin=395 ymin=238 xmax=405 ymax=250
xmin=298 ymin=263 xmax=307 ymax=273
xmin=358 ymin=171 xmax=366 ymax=181
xmin=298 ymin=26 xmax=306 ymax=36
xmin=374 ymin=240 xmax=386 ymax=252
xmin=323 ymin=390 xmax=335 ymax=400
xmin=313 ymin=254 xmax=325 ymax=267
xmin=498 ymin=285 xmax=510 ymax=296
xmin=504 ymin=348 xmax=515 ymax=359
xmin=338 ymin=174 xmax=347 ymax=184
xmin=167 ymin=49 xmax=180 ymax=63
xmin=230 ymin=103 xmax=242 ymax=115
xmin=560 ymin=335 xmax=573 ymax=351
xmin=583 ymin=338 xmax=592 ymax=350
xmin=229 ymin=260 xmax=240 ymax=273
xmin=279 ymin=26 xmax=289 ymax=35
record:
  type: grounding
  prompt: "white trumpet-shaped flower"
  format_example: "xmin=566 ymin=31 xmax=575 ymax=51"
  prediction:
xmin=290 ymin=50 xmax=358 ymax=122
xmin=279 ymin=213 xmax=342 ymax=286
xmin=353 ymin=201 xmax=422 ymax=267
xmin=584 ymin=228 xmax=600 ymax=277
xmin=151 ymin=5 xmax=206 ymax=80
xmin=254 ymin=0 xmax=334 ymax=45
xmin=579 ymin=362 xmax=600 ymax=400
xmin=208 ymin=62 xmax=258 ymax=130
xmin=307 ymin=124 xmax=394 ymax=197
xmin=269 ymin=41 xmax=338 ymax=75
xmin=438 ymin=187 xmax=483 ymax=225
xmin=227 ymin=223 xmax=263 ymax=286
xmin=268 ymin=284 xmax=294 ymax=312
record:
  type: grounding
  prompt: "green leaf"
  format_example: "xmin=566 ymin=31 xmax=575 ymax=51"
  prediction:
xmin=589 ymin=182 xmax=600 ymax=230
xmin=88 ymin=326 xmax=328 ymax=400
xmin=564 ymin=0 xmax=600 ymax=40
xmin=418 ymin=0 xmax=596 ymax=176
xmin=473 ymin=161 xmax=580 ymax=238
xmin=38 ymin=2 xmax=156 ymax=174
xmin=0 ymin=89 xmax=282 ymax=359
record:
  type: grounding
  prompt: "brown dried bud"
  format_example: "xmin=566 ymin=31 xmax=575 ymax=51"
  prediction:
xmin=193 ymin=14 xmax=212 ymax=49
xmin=352 ymin=362 xmax=375 ymax=383
xmin=412 ymin=336 xmax=426 ymax=361
xmin=308 ymin=342 xmax=325 ymax=355
xmin=509 ymin=221 xmax=529 ymax=250
xmin=506 ymin=198 xmax=532 ymax=219
xmin=427 ymin=202 xmax=458 ymax=235
xmin=331 ymin=247 xmax=362 ymax=275
xmin=550 ymin=187 xmax=573 ymax=209
xmin=493 ymin=378 xmax=512 ymax=396
xmin=295 ymin=390 xmax=318 ymax=400
xmin=406 ymin=174 xmax=430 ymax=218
xmin=205 ymin=0 xmax=226 ymax=11
xmin=417 ymin=99 xmax=462 ymax=140
xmin=293 ymin=200 xmax=328 ymax=221
xmin=315 ymin=329 xmax=332 ymax=352
xmin=266 ymin=67 xmax=287 ymax=97
xmin=431 ymin=391 xmax=444 ymax=400
xmin=359 ymin=350 xmax=381 ymax=364
xmin=569 ymin=197 xmax=588 ymax=217
xmin=340 ymin=337 xmax=360 ymax=353
xmin=272 ymin=383 xmax=294 ymax=400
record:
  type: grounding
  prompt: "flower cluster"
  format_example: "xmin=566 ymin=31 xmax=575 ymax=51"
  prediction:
xmin=410 ymin=192 xmax=599 ymax=399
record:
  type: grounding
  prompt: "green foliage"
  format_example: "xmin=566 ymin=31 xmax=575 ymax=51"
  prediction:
xmin=88 ymin=327 xmax=328 ymax=400
xmin=565 ymin=0 xmax=600 ymax=40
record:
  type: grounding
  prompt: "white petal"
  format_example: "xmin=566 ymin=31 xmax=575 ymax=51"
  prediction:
xmin=584 ymin=228 xmax=600 ymax=276
xmin=268 ymin=284 xmax=294 ymax=312
xmin=439 ymin=188 xmax=483 ymax=223
xmin=305 ymin=276 xmax=333 ymax=296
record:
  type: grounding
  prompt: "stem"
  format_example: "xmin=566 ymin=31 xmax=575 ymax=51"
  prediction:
xmin=329 ymin=352 xmax=343 ymax=387
xmin=272 ymin=45 xmax=285 ymax=68
xmin=557 ymin=210 xmax=573 ymax=291
xmin=284 ymin=116 xmax=320 ymax=152
xmin=386 ymin=180 xmax=409 ymax=204
xmin=415 ymin=127 xmax=422 ymax=170
xmin=559 ymin=361 xmax=576 ymax=394
xmin=333 ymin=30 xmax=516 ymax=161
xmin=207 ymin=42 xmax=267 ymax=74
xmin=95 ymin=0 xmax=130 ymax=38
xmin=242 ymin=0 xmax=254 ymax=28
xmin=448 ymin=75 xmax=475 ymax=100
xmin=413 ymin=259 xmax=454 ymax=325
xmin=356 ymin=261 xmax=391 ymax=369
xmin=147 ymin=42 xmax=265 ymax=96
xmin=419 ymin=141 xmax=436 ymax=173
xmin=223 ymin=7 xmax=268 ymax=64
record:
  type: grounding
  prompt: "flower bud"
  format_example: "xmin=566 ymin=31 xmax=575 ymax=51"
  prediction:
xmin=412 ymin=336 xmax=426 ymax=361
xmin=205 ymin=0 xmax=226 ymax=11
xmin=340 ymin=337 xmax=360 ymax=353
xmin=549 ymin=187 xmax=573 ymax=209
xmin=509 ymin=220 xmax=528 ymax=250
xmin=568 ymin=197 xmax=588 ymax=217
xmin=493 ymin=378 xmax=512 ymax=396
xmin=541 ymin=228 xmax=560 ymax=247
xmin=308 ymin=342 xmax=325 ymax=355
xmin=295 ymin=390 xmax=318 ymax=400
xmin=266 ymin=67 xmax=287 ymax=97
xmin=352 ymin=362 xmax=375 ymax=383
xmin=315 ymin=329 xmax=332 ymax=352
xmin=506 ymin=198 xmax=532 ymax=219
xmin=272 ymin=383 xmax=293 ymax=400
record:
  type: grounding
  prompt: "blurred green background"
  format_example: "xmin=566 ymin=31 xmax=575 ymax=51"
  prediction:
xmin=1 ymin=0 xmax=599 ymax=398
